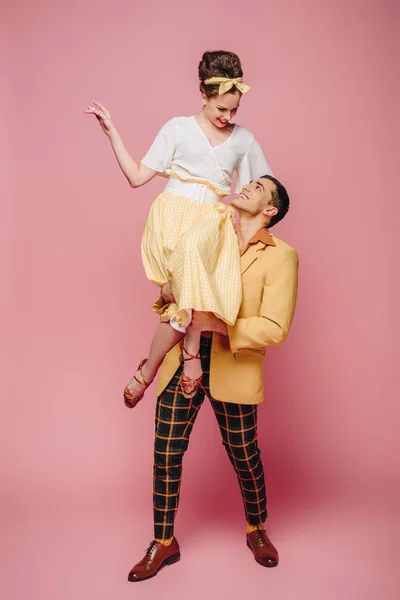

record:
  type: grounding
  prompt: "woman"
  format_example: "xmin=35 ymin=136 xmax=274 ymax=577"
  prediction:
xmin=85 ymin=50 xmax=273 ymax=402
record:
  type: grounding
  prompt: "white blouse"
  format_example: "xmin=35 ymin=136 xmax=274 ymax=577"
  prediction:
xmin=140 ymin=116 xmax=273 ymax=195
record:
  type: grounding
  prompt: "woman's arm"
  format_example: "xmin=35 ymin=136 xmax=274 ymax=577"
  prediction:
xmin=85 ymin=100 xmax=157 ymax=188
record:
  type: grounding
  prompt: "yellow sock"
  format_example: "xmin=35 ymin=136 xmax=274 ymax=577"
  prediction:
xmin=155 ymin=536 xmax=174 ymax=546
xmin=247 ymin=523 xmax=265 ymax=534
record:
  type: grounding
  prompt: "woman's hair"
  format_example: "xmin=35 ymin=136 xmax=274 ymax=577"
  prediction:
xmin=198 ymin=50 xmax=243 ymax=98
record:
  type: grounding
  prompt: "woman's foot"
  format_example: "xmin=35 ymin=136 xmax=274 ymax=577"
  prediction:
xmin=182 ymin=348 xmax=202 ymax=381
xmin=123 ymin=359 xmax=153 ymax=408
xmin=179 ymin=347 xmax=203 ymax=399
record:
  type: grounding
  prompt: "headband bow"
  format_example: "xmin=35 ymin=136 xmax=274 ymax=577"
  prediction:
xmin=203 ymin=77 xmax=251 ymax=95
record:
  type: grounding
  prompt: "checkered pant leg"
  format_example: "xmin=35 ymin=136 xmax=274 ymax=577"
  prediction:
xmin=153 ymin=366 xmax=206 ymax=540
xmin=153 ymin=337 xmax=267 ymax=539
xmin=209 ymin=400 xmax=267 ymax=526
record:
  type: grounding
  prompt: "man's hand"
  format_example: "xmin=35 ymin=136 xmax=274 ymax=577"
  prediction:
xmin=191 ymin=311 xmax=228 ymax=335
xmin=161 ymin=282 xmax=175 ymax=303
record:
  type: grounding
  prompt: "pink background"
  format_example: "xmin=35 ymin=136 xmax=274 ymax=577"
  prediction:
xmin=2 ymin=0 xmax=399 ymax=598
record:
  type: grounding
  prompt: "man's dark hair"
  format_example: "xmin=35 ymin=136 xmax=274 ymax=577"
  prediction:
xmin=260 ymin=175 xmax=290 ymax=228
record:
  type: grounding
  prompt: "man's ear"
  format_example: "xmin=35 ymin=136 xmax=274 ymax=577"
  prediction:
xmin=262 ymin=205 xmax=278 ymax=218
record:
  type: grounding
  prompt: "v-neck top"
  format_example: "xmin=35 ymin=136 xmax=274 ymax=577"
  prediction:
xmin=140 ymin=116 xmax=273 ymax=196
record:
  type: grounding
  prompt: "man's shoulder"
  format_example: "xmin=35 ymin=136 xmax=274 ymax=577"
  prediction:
xmin=266 ymin=235 xmax=298 ymax=263
xmin=252 ymin=235 xmax=299 ymax=272
xmin=250 ymin=235 xmax=298 ymax=281
xmin=270 ymin=235 xmax=297 ymax=254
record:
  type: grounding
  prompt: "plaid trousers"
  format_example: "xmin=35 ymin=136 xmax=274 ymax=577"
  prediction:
xmin=154 ymin=336 xmax=267 ymax=540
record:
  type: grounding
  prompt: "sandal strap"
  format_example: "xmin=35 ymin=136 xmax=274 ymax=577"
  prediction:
xmin=124 ymin=388 xmax=142 ymax=402
xmin=182 ymin=346 xmax=200 ymax=362
xmin=180 ymin=372 xmax=203 ymax=398
xmin=133 ymin=358 xmax=150 ymax=387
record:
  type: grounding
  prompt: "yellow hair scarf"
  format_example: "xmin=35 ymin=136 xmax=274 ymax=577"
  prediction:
xmin=203 ymin=76 xmax=251 ymax=95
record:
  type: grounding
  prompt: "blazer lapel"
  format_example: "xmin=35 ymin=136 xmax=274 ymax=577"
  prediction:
xmin=241 ymin=243 xmax=264 ymax=275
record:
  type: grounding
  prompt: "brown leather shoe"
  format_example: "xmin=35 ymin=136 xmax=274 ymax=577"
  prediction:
xmin=246 ymin=529 xmax=279 ymax=567
xmin=127 ymin=538 xmax=180 ymax=582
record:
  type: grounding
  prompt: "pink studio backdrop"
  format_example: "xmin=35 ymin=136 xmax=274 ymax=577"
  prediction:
xmin=2 ymin=1 xmax=399 ymax=599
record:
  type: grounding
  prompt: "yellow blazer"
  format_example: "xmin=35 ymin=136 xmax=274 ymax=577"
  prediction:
xmin=156 ymin=229 xmax=299 ymax=404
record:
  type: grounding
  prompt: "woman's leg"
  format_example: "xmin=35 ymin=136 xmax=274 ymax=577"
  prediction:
xmin=125 ymin=322 xmax=184 ymax=398
xmin=181 ymin=324 xmax=202 ymax=381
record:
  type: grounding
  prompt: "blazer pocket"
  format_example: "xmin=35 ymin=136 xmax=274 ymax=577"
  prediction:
xmin=234 ymin=348 xmax=265 ymax=360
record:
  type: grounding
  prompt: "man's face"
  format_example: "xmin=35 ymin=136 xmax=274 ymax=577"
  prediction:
xmin=231 ymin=178 xmax=278 ymax=219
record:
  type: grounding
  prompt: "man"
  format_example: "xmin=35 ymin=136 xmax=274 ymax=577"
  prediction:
xmin=128 ymin=175 xmax=299 ymax=582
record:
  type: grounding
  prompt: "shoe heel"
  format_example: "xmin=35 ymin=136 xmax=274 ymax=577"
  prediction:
xmin=165 ymin=552 xmax=181 ymax=566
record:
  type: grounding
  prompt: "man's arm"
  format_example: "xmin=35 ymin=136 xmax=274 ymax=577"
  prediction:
xmin=191 ymin=312 xmax=228 ymax=335
xmin=191 ymin=247 xmax=298 ymax=351
xmin=228 ymin=248 xmax=299 ymax=353
xmin=161 ymin=282 xmax=175 ymax=304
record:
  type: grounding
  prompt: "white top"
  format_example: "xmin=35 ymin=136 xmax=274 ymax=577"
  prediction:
xmin=141 ymin=116 xmax=273 ymax=195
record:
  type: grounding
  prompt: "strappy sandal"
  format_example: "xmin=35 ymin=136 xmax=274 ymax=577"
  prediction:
xmin=179 ymin=347 xmax=203 ymax=399
xmin=123 ymin=359 xmax=150 ymax=409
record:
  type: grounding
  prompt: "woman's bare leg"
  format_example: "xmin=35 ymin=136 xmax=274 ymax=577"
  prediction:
xmin=182 ymin=325 xmax=202 ymax=381
xmin=125 ymin=322 xmax=184 ymax=398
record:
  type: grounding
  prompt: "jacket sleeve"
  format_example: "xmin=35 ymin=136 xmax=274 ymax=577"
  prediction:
xmin=227 ymin=248 xmax=299 ymax=353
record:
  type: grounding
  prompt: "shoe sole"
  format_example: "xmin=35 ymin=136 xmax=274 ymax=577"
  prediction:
xmin=127 ymin=552 xmax=181 ymax=582
xmin=246 ymin=541 xmax=279 ymax=568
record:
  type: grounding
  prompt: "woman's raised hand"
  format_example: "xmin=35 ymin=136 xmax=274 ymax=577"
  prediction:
xmin=84 ymin=100 xmax=155 ymax=187
xmin=85 ymin=100 xmax=115 ymax=137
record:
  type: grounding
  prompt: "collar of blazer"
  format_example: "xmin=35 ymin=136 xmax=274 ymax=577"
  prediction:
xmin=240 ymin=227 xmax=276 ymax=275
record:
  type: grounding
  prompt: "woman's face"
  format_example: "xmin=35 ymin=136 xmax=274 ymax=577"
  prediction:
xmin=202 ymin=90 xmax=241 ymax=128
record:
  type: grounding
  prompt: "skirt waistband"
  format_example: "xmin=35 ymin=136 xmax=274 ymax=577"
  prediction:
xmin=164 ymin=178 xmax=220 ymax=204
